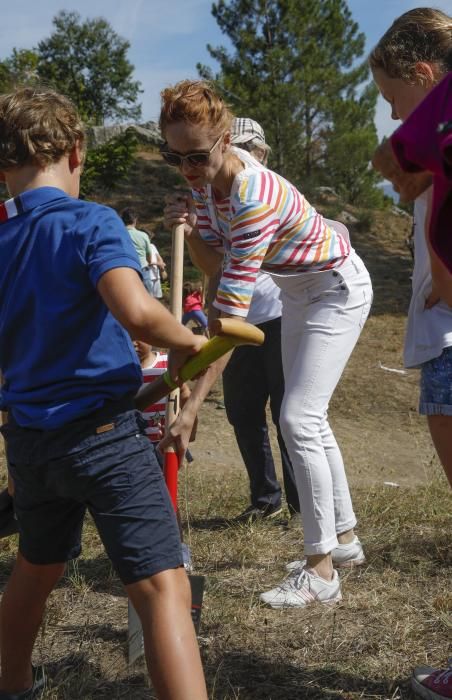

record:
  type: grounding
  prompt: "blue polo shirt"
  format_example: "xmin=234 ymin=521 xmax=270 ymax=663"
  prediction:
xmin=0 ymin=187 xmax=143 ymax=429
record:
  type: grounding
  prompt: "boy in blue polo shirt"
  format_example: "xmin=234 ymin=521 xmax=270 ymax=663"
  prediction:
xmin=0 ymin=87 xmax=208 ymax=700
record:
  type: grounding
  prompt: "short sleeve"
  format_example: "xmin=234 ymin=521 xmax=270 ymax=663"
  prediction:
xmin=143 ymin=233 xmax=152 ymax=257
xmin=84 ymin=208 xmax=142 ymax=287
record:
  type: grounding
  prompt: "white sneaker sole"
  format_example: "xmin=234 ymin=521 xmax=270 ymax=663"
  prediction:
xmin=334 ymin=555 xmax=366 ymax=569
xmin=261 ymin=593 xmax=342 ymax=609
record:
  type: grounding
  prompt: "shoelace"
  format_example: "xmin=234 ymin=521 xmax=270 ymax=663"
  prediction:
xmin=295 ymin=569 xmax=309 ymax=589
xmin=274 ymin=569 xmax=308 ymax=593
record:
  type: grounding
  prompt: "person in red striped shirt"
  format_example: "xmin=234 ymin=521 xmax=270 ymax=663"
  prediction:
xmin=134 ymin=340 xmax=194 ymax=446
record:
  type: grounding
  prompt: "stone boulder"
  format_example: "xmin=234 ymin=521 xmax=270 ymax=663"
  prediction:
xmin=87 ymin=121 xmax=162 ymax=149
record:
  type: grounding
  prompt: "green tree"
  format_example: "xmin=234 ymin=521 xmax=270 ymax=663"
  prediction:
xmin=80 ymin=129 xmax=139 ymax=197
xmin=324 ymin=84 xmax=383 ymax=206
xmin=0 ymin=49 xmax=39 ymax=91
xmin=199 ymin=0 xmax=382 ymax=204
xmin=37 ymin=11 xmax=142 ymax=125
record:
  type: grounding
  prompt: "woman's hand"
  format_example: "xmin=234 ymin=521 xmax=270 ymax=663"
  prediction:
xmin=158 ymin=403 xmax=198 ymax=460
xmin=164 ymin=193 xmax=199 ymax=240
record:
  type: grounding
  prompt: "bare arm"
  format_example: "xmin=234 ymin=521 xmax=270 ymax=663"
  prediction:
xmin=372 ymin=140 xmax=432 ymax=203
xmin=185 ymin=234 xmax=223 ymax=277
xmin=206 ymin=270 xmax=222 ymax=326
xmin=156 ymin=252 xmax=166 ymax=270
xmin=97 ymin=267 xmax=206 ymax=381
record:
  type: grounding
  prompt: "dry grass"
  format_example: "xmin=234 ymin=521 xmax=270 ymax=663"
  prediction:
xmin=180 ymin=464 xmax=451 ymax=700
xmin=0 ymin=464 xmax=448 ymax=699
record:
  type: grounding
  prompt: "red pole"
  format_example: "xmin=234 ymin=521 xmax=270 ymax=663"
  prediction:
xmin=164 ymin=223 xmax=185 ymax=509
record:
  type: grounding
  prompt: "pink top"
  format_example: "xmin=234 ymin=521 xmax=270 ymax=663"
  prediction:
xmin=183 ymin=290 xmax=203 ymax=313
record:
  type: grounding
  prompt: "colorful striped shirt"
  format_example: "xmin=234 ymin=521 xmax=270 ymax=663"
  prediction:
xmin=192 ymin=147 xmax=350 ymax=316
xmin=141 ymin=352 xmax=168 ymax=443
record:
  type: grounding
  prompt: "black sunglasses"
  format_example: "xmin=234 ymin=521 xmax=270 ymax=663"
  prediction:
xmin=160 ymin=133 xmax=223 ymax=168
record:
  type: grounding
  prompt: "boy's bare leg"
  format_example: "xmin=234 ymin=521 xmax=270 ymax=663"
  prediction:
xmin=427 ymin=415 xmax=452 ymax=487
xmin=0 ymin=553 xmax=65 ymax=692
xmin=126 ymin=568 xmax=208 ymax=700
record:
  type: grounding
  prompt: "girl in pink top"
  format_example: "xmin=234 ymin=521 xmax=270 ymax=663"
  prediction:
xmin=182 ymin=282 xmax=208 ymax=330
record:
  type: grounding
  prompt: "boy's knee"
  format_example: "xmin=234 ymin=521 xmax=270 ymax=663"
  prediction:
xmin=126 ymin=567 xmax=190 ymax=608
xmin=14 ymin=553 xmax=66 ymax=587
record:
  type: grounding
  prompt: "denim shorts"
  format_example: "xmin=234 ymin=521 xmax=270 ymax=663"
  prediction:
xmin=419 ymin=346 xmax=452 ymax=415
xmin=1 ymin=399 xmax=182 ymax=584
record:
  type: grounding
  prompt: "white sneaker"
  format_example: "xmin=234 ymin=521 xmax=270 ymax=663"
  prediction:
xmin=286 ymin=536 xmax=365 ymax=573
xmin=260 ymin=567 xmax=342 ymax=609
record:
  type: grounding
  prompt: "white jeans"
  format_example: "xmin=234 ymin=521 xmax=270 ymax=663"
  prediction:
xmin=272 ymin=252 xmax=372 ymax=555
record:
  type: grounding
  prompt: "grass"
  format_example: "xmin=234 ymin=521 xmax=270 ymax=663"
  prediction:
xmin=0 ymin=457 xmax=448 ymax=699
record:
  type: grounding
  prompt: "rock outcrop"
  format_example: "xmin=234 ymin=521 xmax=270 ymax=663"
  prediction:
xmin=87 ymin=121 xmax=162 ymax=148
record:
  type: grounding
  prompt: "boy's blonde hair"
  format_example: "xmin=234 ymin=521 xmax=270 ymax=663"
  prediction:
xmin=369 ymin=8 xmax=452 ymax=83
xmin=0 ymin=87 xmax=85 ymax=170
xmin=159 ymin=80 xmax=233 ymax=138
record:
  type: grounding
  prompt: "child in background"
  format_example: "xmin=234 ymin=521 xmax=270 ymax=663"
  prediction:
xmin=134 ymin=340 xmax=194 ymax=450
xmin=182 ymin=282 xmax=208 ymax=332
xmin=370 ymin=8 xmax=452 ymax=698
xmin=135 ymin=341 xmax=170 ymax=445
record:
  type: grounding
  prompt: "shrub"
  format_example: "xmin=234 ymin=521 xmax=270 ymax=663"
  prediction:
xmin=81 ymin=129 xmax=138 ymax=197
xmin=355 ymin=209 xmax=376 ymax=232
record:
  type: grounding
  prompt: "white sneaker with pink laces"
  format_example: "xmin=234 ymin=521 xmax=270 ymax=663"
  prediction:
xmin=260 ymin=567 xmax=342 ymax=609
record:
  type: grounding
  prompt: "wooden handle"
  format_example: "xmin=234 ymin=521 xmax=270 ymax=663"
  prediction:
xmin=210 ymin=318 xmax=265 ymax=344
xmin=164 ymin=224 xmax=186 ymax=509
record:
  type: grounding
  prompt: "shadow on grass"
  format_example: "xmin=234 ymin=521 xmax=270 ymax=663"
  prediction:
xmin=37 ymin=647 xmax=410 ymax=700
xmin=55 ymin=622 xmax=127 ymax=645
xmin=203 ymin=650 xmax=409 ymax=700
xmin=44 ymin=652 xmax=151 ymax=699
xmin=360 ymin=527 xmax=451 ymax=570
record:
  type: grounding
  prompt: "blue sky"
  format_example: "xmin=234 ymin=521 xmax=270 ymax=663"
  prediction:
xmin=1 ymin=0 xmax=452 ymax=139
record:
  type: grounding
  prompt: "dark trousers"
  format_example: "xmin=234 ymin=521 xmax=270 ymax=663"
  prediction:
xmin=222 ymin=317 xmax=300 ymax=513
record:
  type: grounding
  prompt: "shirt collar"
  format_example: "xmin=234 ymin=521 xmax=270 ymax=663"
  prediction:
xmin=0 ymin=187 xmax=69 ymax=223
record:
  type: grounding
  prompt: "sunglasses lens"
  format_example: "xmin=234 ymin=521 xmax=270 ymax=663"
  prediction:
xmin=187 ymin=154 xmax=209 ymax=167
xmin=161 ymin=151 xmax=181 ymax=167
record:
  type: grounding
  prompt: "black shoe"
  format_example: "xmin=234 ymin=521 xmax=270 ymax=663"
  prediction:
xmin=235 ymin=504 xmax=283 ymax=523
xmin=0 ymin=666 xmax=46 ymax=699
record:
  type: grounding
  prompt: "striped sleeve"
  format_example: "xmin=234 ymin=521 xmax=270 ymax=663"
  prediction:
xmin=214 ymin=199 xmax=279 ymax=317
